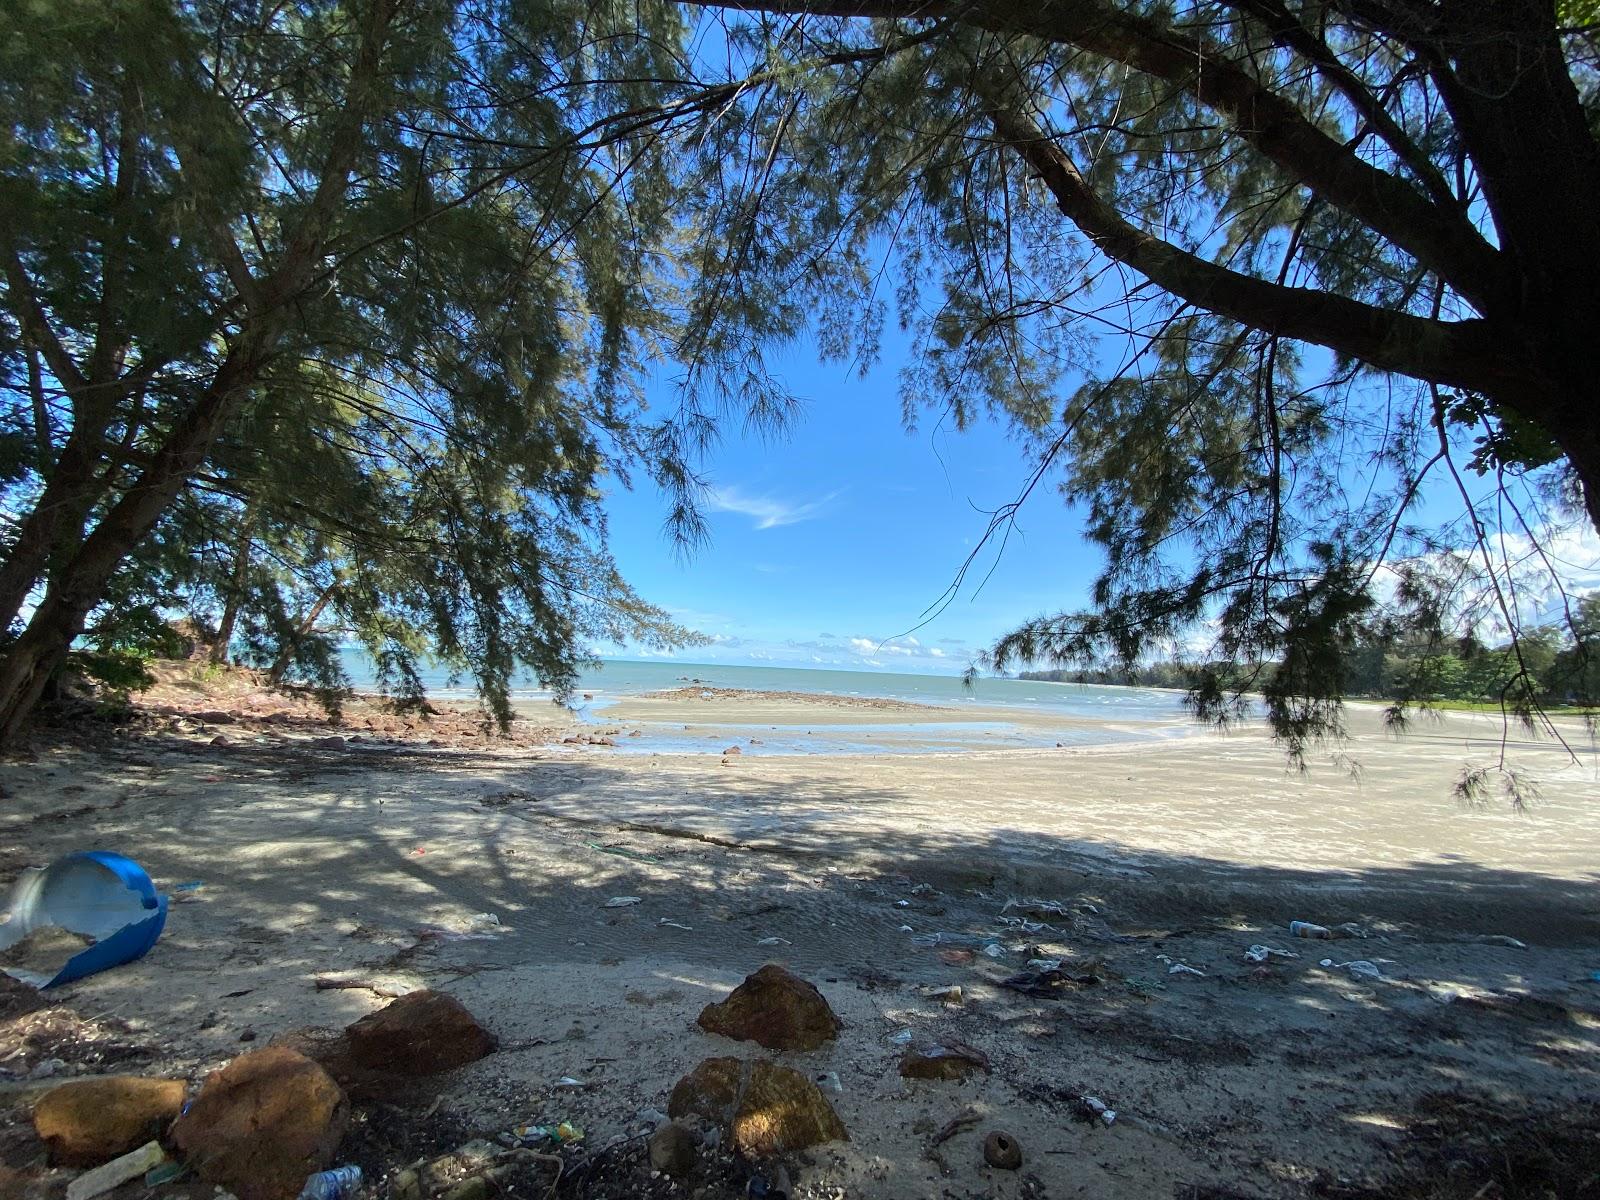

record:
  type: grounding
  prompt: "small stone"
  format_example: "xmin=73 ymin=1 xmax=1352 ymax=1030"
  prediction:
xmin=211 ymin=735 xmax=231 ymax=748
xmin=983 ymin=1130 xmax=1023 ymax=1170
xmin=899 ymin=1042 xmax=990 ymax=1080
xmin=722 ymin=744 xmax=742 ymax=755
xmin=344 ymin=989 xmax=496 ymax=1075
xmin=32 ymin=1077 xmax=187 ymax=1167
xmin=170 ymin=1047 xmax=348 ymax=1200
xmin=648 ymin=1122 xmax=698 ymax=1178
xmin=312 ymin=736 xmax=346 ymax=750
xmin=238 ymin=1029 xmax=257 ymax=1042
xmin=696 ymin=964 xmax=841 ymax=1051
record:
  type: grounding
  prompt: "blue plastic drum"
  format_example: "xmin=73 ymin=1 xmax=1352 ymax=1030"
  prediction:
xmin=0 ymin=851 xmax=168 ymax=987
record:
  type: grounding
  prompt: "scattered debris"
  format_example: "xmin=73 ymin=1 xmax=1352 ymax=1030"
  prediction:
xmin=657 ymin=918 xmax=694 ymax=931
xmin=1289 ymin=920 xmax=1332 ymax=939
xmin=1076 ymin=1095 xmax=1117 ymax=1126
xmin=1320 ymin=958 xmax=1385 ymax=981
xmin=756 ymin=937 xmax=791 ymax=946
xmin=1243 ymin=945 xmax=1298 ymax=964
xmin=297 ymin=1165 xmax=362 ymax=1200
xmin=604 ymin=896 xmax=643 ymax=908
xmin=64 ymin=1140 xmax=167 ymax=1200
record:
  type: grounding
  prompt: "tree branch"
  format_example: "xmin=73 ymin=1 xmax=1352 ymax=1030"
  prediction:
xmin=680 ymin=0 xmax=1509 ymax=313
xmin=984 ymin=100 xmax=1527 ymax=398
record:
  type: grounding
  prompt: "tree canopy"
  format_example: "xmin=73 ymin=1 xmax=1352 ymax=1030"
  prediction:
xmin=654 ymin=0 xmax=1600 ymax=760
xmin=2 ymin=0 xmax=1598 ymax=759
xmin=0 ymin=0 xmax=734 ymax=735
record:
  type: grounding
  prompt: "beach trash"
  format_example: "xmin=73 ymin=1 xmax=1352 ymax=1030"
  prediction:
xmin=298 ymin=1165 xmax=362 ymax=1200
xmin=0 ymin=852 xmax=168 ymax=988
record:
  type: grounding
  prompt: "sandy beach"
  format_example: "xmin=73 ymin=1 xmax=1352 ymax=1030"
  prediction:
xmin=2 ymin=671 xmax=1598 ymax=1199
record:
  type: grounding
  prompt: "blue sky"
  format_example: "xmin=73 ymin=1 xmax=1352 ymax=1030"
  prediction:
xmin=599 ymin=337 xmax=1096 ymax=675
xmin=596 ymin=320 xmax=1600 ymax=674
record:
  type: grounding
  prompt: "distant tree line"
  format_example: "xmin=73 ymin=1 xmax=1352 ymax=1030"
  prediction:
xmin=1020 ymin=596 xmax=1600 ymax=710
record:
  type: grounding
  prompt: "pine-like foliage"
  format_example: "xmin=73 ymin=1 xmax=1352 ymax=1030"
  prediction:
xmin=0 ymin=0 xmax=730 ymax=728
xmin=655 ymin=1 xmax=1600 ymax=764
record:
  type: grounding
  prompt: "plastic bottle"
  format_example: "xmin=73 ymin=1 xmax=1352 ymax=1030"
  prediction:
xmin=1289 ymin=920 xmax=1332 ymax=939
xmin=298 ymin=1166 xmax=362 ymax=1200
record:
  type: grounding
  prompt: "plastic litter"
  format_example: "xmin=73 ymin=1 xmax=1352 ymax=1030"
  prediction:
xmin=756 ymin=936 xmax=791 ymax=946
xmin=1321 ymin=957 xmax=1384 ymax=981
xmin=1289 ymin=920 xmax=1332 ymax=939
xmin=895 ymin=899 xmax=910 ymax=907
xmin=814 ymin=1070 xmax=843 ymax=1094
xmin=298 ymin=1166 xmax=362 ymax=1200
xmin=604 ymin=896 xmax=642 ymax=908
xmin=66 ymin=1141 xmax=166 ymax=1200
xmin=0 ymin=852 xmax=168 ymax=988
xmin=554 ymin=1076 xmax=586 ymax=1088
xmin=899 ymin=924 xmax=914 ymax=933
xmin=657 ymin=918 xmax=693 ymax=931
xmin=1079 ymin=1096 xmax=1117 ymax=1126
xmin=889 ymin=1028 xmax=914 ymax=1045
xmin=1244 ymin=945 xmax=1298 ymax=963
xmin=143 ymin=1160 xmax=188 ymax=1186
xmin=509 ymin=1121 xmax=584 ymax=1146
xmin=1166 ymin=962 xmax=1206 ymax=977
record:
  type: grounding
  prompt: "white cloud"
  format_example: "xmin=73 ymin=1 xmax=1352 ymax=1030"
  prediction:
xmin=706 ymin=485 xmax=840 ymax=530
xmin=928 ymin=647 xmax=945 ymax=657
xmin=848 ymin=637 xmax=877 ymax=654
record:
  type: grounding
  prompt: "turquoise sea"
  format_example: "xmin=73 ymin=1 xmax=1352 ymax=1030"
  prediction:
xmin=340 ymin=652 xmax=1196 ymax=754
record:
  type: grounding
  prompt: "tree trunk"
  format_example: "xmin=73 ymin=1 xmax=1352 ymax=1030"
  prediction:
xmin=0 ymin=340 xmax=265 ymax=745
xmin=268 ymin=584 xmax=338 ymax=686
xmin=0 ymin=428 xmax=114 ymax=631
xmin=209 ymin=505 xmax=258 ymax=665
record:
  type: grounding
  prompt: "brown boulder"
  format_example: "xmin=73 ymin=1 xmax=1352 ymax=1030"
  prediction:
xmin=898 ymin=1042 xmax=991 ymax=1081
xmin=344 ymin=989 xmax=496 ymax=1075
xmin=170 ymin=1046 xmax=348 ymax=1200
xmin=32 ymin=1077 xmax=186 ymax=1166
xmin=668 ymin=1057 xmax=847 ymax=1156
xmin=696 ymin=964 xmax=841 ymax=1051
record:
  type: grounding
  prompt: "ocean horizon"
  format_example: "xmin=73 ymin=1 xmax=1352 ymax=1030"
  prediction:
xmin=338 ymin=648 xmax=1190 ymax=726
